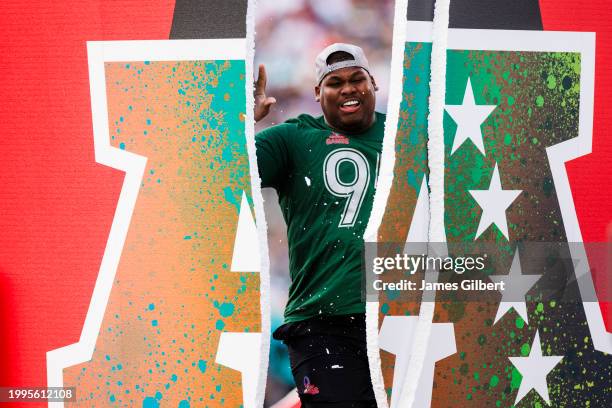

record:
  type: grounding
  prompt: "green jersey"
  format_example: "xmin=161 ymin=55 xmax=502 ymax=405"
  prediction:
xmin=255 ymin=112 xmax=385 ymax=323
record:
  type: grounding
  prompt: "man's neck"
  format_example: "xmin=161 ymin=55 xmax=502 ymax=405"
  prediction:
xmin=324 ymin=112 xmax=376 ymax=135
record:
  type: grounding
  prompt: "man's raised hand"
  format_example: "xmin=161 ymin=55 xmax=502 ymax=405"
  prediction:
xmin=254 ymin=64 xmax=276 ymax=122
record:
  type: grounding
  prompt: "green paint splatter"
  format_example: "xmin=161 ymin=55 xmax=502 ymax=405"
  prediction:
xmin=521 ymin=342 xmax=531 ymax=356
xmin=504 ymin=133 xmax=512 ymax=145
xmin=511 ymin=368 xmax=522 ymax=390
xmin=515 ymin=317 xmax=525 ymax=329
xmin=489 ymin=375 xmax=499 ymax=387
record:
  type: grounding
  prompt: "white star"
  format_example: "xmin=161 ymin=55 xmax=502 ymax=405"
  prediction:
xmin=488 ymin=250 xmax=541 ymax=324
xmin=445 ymin=78 xmax=497 ymax=155
xmin=509 ymin=331 xmax=563 ymax=405
xmin=469 ymin=163 xmax=522 ymax=240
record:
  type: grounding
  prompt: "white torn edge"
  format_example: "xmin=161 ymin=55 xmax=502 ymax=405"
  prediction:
xmin=366 ymin=301 xmax=386 ymax=408
xmin=45 ymin=39 xmax=248 ymax=408
xmin=364 ymin=1 xmax=409 ymax=408
xmin=363 ymin=3 xmax=406 ymax=243
xmin=426 ymin=2 xmax=449 ymax=244
xmin=245 ymin=1 xmax=273 ymax=406
xmin=398 ymin=0 xmax=450 ymax=407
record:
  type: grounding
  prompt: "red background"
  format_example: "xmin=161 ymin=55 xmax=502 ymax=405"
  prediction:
xmin=0 ymin=0 xmax=608 ymax=398
xmin=540 ymin=0 xmax=612 ymax=332
xmin=0 ymin=0 xmax=175 ymax=392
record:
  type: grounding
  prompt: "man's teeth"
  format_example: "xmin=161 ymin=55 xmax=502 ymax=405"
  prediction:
xmin=343 ymin=100 xmax=359 ymax=106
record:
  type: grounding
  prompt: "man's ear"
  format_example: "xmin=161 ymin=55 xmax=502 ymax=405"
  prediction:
xmin=370 ymin=75 xmax=379 ymax=92
xmin=314 ymin=85 xmax=321 ymax=102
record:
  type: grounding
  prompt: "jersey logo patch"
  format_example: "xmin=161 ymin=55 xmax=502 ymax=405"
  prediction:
xmin=302 ymin=376 xmax=320 ymax=395
xmin=326 ymin=132 xmax=349 ymax=145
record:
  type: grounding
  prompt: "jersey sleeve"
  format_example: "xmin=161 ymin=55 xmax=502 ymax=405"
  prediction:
xmin=255 ymin=123 xmax=294 ymax=190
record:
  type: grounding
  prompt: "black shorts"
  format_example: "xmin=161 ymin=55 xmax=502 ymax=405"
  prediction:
xmin=273 ymin=314 xmax=377 ymax=408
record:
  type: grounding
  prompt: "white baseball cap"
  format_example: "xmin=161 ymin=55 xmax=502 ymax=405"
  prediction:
xmin=315 ymin=43 xmax=371 ymax=85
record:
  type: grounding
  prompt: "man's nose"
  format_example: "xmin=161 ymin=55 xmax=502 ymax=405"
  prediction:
xmin=340 ymin=82 xmax=357 ymax=95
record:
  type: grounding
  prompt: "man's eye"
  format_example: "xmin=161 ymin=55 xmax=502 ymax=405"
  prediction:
xmin=351 ymin=78 xmax=365 ymax=83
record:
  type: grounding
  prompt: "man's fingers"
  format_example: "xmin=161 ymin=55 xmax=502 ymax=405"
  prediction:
xmin=260 ymin=98 xmax=276 ymax=116
xmin=254 ymin=66 xmax=273 ymax=122
xmin=255 ymin=64 xmax=267 ymax=94
xmin=264 ymin=97 xmax=276 ymax=107
xmin=259 ymin=65 xmax=267 ymax=86
xmin=254 ymin=97 xmax=276 ymax=122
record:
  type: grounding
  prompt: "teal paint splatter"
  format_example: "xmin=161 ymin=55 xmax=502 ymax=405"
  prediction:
xmin=216 ymin=302 xmax=235 ymax=317
xmin=221 ymin=145 xmax=233 ymax=162
xmin=406 ymin=169 xmax=418 ymax=191
xmin=178 ymin=401 xmax=190 ymax=408
xmin=143 ymin=397 xmax=159 ymax=408
xmin=386 ymin=289 xmax=400 ymax=301
xmin=223 ymin=187 xmax=240 ymax=212
xmin=151 ymin=320 xmax=158 ymax=327
xmin=148 ymin=303 xmax=155 ymax=311
xmin=216 ymin=320 xmax=225 ymax=330
xmin=198 ymin=359 xmax=207 ymax=374
xmin=155 ymin=391 xmax=163 ymax=400
xmin=119 ymin=142 xmax=126 ymax=150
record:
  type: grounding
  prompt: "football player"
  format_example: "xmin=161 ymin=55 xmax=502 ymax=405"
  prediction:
xmin=255 ymin=43 xmax=383 ymax=408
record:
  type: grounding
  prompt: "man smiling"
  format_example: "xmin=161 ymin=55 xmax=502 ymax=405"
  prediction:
xmin=255 ymin=43 xmax=383 ymax=407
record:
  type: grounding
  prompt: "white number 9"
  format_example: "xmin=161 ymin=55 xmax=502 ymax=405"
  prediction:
xmin=323 ymin=148 xmax=370 ymax=228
